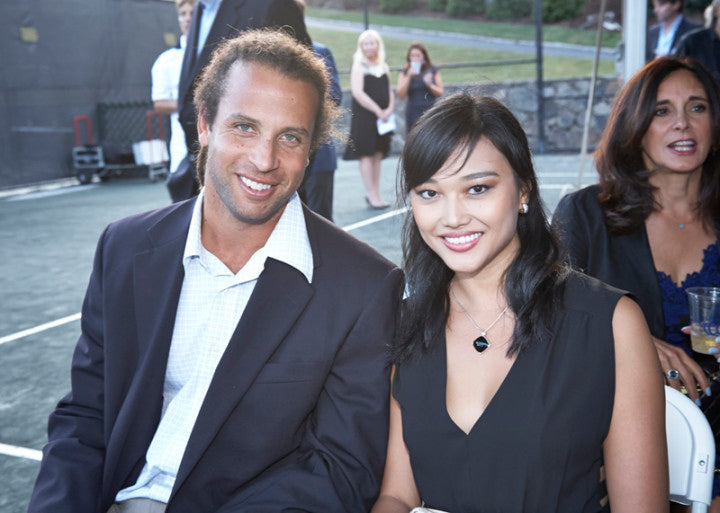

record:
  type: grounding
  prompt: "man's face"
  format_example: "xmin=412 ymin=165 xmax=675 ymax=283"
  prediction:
xmin=653 ymin=0 xmax=680 ymax=23
xmin=198 ymin=61 xmax=318 ymax=229
xmin=177 ymin=2 xmax=194 ymax=36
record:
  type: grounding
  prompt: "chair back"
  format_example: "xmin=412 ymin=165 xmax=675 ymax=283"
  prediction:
xmin=666 ymin=385 xmax=715 ymax=512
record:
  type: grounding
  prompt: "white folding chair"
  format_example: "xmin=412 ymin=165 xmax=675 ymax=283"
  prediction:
xmin=666 ymin=385 xmax=716 ymax=512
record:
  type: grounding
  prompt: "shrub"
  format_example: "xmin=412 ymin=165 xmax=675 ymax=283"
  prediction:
xmin=380 ymin=0 xmax=417 ymax=13
xmin=542 ymin=0 xmax=583 ymax=23
xmin=446 ymin=0 xmax=483 ymax=17
xmin=485 ymin=0 xmax=531 ymax=20
xmin=428 ymin=0 xmax=447 ymax=12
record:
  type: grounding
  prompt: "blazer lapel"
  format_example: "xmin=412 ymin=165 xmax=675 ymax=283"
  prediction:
xmin=106 ymin=201 xmax=194 ymax=490
xmin=178 ymin=2 xmax=203 ymax=104
xmin=172 ymin=257 xmax=314 ymax=495
xmin=194 ymin=0 xmax=247 ymax=78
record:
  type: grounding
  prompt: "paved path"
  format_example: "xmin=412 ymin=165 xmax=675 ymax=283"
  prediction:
xmin=0 ymin=153 xmax=596 ymax=512
xmin=306 ymin=16 xmax=618 ymax=61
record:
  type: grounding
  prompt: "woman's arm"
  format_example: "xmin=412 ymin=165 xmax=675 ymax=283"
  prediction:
xmin=153 ymin=99 xmax=177 ymax=115
xmin=423 ymin=70 xmax=444 ymax=98
xmin=370 ymin=393 xmax=421 ymax=513
xmin=350 ymin=63 xmax=383 ymax=117
xmin=396 ymin=70 xmax=411 ymax=100
xmin=653 ymin=335 xmax=709 ymax=402
xmin=380 ymin=73 xmax=395 ymax=122
xmin=603 ymin=296 xmax=669 ymax=513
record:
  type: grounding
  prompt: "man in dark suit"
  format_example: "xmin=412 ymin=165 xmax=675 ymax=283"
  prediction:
xmin=675 ymin=0 xmax=720 ymax=84
xmin=299 ymin=41 xmax=342 ymax=221
xmin=28 ymin=30 xmax=403 ymax=513
xmin=646 ymin=0 xmax=698 ymax=62
xmin=167 ymin=0 xmax=311 ymax=202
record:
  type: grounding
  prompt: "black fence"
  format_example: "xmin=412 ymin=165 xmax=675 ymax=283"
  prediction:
xmin=96 ymin=101 xmax=171 ymax=164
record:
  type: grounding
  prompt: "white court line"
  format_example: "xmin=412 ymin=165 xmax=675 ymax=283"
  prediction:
xmin=342 ymin=207 xmax=408 ymax=232
xmin=0 ymin=208 xmax=405 ymax=462
xmin=0 ymin=313 xmax=81 ymax=346
xmin=0 ymin=208 xmax=406 ymax=346
xmin=0 ymin=443 xmax=42 ymax=461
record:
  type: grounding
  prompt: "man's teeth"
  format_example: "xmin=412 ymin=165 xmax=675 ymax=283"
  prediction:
xmin=444 ymin=233 xmax=481 ymax=244
xmin=241 ymin=176 xmax=271 ymax=191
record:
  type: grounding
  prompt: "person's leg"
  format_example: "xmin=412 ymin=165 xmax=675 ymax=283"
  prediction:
xmin=371 ymin=152 xmax=388 ymax=208
xmin=359 ymin=156 xmax=379 ymax=207
xmin=302 ymin=171 xmax=334 ymax=221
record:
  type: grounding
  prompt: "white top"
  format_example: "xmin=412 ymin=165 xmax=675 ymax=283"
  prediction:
xmin=151 ymin=35 xmax=186 ymax=173
xmin=656 ymin=14 xmax=684 ymax=58
xmin=115 ymin=192 xmax=313 ymax=504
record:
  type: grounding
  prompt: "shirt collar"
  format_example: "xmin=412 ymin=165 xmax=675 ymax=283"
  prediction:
xmin=183 ymin=191 xmax=313 ymax=283
xmin=668 ymin=14 xmax=683 ymax=34
xmin=199 ymin=0 xmax=220 ymax=12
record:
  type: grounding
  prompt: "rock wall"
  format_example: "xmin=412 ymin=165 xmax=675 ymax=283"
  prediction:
xmin=336 ymin=75 xmax=620 ymax=156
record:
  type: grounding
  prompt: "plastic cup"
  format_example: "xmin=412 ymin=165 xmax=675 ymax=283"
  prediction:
xmin=687 ymin=287 xmax=720 ymax=355
xmin=410 ymin=61 xmax=421 ymax=74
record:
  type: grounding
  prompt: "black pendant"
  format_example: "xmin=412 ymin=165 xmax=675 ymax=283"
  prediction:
xmin=473 ymin=335 xmax=490 ymax=353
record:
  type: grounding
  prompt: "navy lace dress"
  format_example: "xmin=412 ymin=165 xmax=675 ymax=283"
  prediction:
xmin=658 ymin=241 xmax=720 ymax=496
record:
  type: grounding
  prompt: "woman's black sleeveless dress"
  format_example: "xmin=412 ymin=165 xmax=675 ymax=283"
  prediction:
xmin=393 ymin=273 xmax=622 ymax=512
xmin=343 ymin=69 xmax=392 ymax=160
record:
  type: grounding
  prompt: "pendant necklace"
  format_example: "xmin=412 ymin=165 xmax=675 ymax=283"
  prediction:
xmin=450 ymin=284 xmax=509 ymax=353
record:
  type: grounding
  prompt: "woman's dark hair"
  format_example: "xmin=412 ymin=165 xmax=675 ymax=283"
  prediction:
xmin=403 ymin=42 xmax=432 ymax=74
xmin=394 ymin=93 xmax=568 ymax=363
xmin=594 ymin=56 xmax=720 ymax=233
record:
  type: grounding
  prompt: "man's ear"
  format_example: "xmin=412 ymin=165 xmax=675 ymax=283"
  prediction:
xmin=197 ymin=109 xmax=209 ymax=147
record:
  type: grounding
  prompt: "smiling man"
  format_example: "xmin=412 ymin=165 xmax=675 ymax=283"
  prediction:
xmin=28 ymin=30 xmax=403 ymax=513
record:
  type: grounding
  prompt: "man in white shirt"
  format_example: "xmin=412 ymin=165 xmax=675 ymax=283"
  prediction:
xmin=151 ymin=0 xmax=196 ymax=175
xmin=646 ymin=0 xmax=698 ymax=61
xmin=28 ymin=30 xmax=403 ymax=513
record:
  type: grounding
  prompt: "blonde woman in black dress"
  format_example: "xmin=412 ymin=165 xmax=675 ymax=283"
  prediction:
xmin=343 ymin=29 xmax=394 ymax=209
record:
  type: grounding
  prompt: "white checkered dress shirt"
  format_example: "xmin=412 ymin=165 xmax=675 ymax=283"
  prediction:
xmin=116 ymin=192 xmax=313 ymax=504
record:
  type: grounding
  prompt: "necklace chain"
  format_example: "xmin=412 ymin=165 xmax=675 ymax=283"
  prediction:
xmin=450 ymin=284 xmax=509 ymax=337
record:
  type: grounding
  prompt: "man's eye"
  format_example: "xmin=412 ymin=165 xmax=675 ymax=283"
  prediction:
xmin=281 ymin=133 xmax=299 ymax=143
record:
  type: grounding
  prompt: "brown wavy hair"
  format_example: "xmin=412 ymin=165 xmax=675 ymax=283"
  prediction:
xmin=403 ymin=42 xmax=433 ymax=74
xmin=594 ymin=56 xmax=720 ymax=234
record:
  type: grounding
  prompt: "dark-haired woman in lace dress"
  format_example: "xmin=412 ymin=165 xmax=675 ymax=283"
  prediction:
xmin=554 ymin=56 xmax=720 ymax=511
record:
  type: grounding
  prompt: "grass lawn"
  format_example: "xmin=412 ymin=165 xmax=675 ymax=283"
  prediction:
xmin=309 ymin=27 xmax=616 ymax=89
xmin=306 ymin=7 xmax=622 ymax=48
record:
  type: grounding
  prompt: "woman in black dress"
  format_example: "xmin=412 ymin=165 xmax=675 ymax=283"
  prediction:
xmin=343 ymin=29 xmax=394 ymax=209
xmin=370 ymin=93 xmax=667 ymax=513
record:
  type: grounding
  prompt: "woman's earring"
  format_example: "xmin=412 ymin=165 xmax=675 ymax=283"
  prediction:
xmin=520 ymin=203 xmax=529 ymax=214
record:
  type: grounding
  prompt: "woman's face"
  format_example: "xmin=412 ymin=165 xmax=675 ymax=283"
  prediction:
xmin=409 ymin=48 xmax=425 ymax=64
xmin=641 ymin=69 xmax=712 ymax=176
xmin=410 ymin=137 xmax=527 ymax=280
xmin=178 ymin=3 xmax=194 ymax=36
xmin=360 ymin=36 xmax=379 ymax=60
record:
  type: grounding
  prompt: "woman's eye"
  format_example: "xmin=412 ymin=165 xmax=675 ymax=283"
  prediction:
xmin=691 ymin=103 xmax=707 ymax=113
xmin=469 ymin=184 xmax=488 ymax=195
xmin=654 ymin=107 xmax=668 ymax=117
xmin=417 ymin=189 xmax=437 ymax=199
xmin=281 ymin=133 xmax=300 ymax=144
